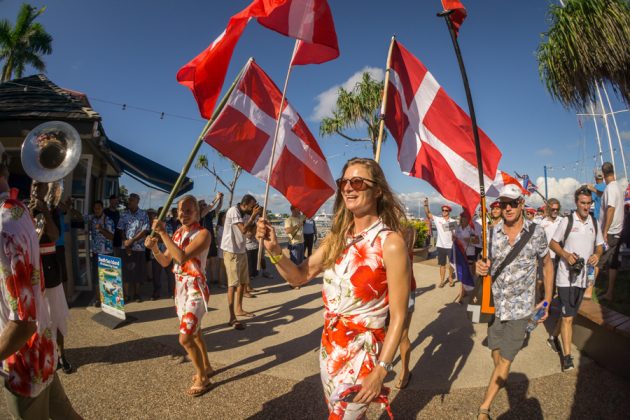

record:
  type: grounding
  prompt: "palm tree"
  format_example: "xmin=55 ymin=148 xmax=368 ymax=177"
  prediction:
xmin=319 ymin=72 xmax=387 ymax=157
xmin=195 ymin=154 xmax=242 ymax=207
xmin=0 ymin=4 xmax=53 ymax=82
xmin=537 ymin=0 xmax=630 ymax=110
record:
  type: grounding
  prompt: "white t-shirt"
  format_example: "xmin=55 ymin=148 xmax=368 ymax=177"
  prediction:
xmin=553 ymin=212 xmax=604 ymax=288
xmin=433 ymin=215 xmax=455 ymax=249
xmin=455 ymin=225 xmax=476 ymax=256
xmin=473 ymin=216 xmax=483 ymax=250
xmin=600 ymin=180 xmax=624 ymax=236
xmin=540 ymin=216 xmax=563 ymax=259
xmin=221 ymin=206 xmax=246 ymax=254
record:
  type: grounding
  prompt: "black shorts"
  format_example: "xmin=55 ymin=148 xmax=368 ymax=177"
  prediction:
xmin=599 ymin=234 xmax=621 ymax=270
xmin=557 ymin=286 xmax=585 ymax=317
xmin=208 ymin=230 xmax=218 ymax=257
xmin=41 ymin=253 xmax=62 ymax=289
xmin=437 ymin=247 xmax=451 ymax=266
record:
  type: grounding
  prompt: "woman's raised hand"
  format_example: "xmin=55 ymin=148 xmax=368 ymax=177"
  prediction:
xmin=256 ymin=218 xmax=278 ymax=252
xmin=152 ymin=219 xmax=166 ymax=235
xmin=144 ymin=236 xmax=159 ymax=251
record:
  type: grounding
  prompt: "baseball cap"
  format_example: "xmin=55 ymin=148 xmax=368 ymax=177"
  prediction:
xmin=525 ymin=207 xmax=536 ymax=215
xmin=441 ymin=205 xmax=452 ymax=212
xmin=498 ymin=184 xmax=523 ymax=200
xmin=595 ymin=172 xmax=604 ymax=180
xmin=489 ymin=201 xmax=500 ymax=209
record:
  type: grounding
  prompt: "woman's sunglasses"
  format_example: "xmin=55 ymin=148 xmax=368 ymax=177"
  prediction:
xmin=499 ymin=199 xmax=521 ymax=209
xmin=336 ymin=176 xmax=375 ymax=191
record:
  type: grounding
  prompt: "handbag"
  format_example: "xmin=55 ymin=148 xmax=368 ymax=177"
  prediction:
xmin=467 ymin=224 xmax=536 ymax=323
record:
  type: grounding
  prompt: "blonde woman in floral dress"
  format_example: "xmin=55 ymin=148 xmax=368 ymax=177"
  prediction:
xmin=146 ymin=195 xmax=213 ymax=397
xmin=257 ymin=158 xmax=410 ymax=419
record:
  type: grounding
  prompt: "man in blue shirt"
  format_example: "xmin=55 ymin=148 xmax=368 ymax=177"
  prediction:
xmin=588 ymin=172 xmax=606 ymax=220
xmin=117 ymin=193 xmax=149 ymax=302
xmin=87 ymin=200 xmax=114 ymax=307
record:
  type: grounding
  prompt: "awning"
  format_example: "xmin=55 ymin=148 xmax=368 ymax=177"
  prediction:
xmin=107 ymin=139 xmax=193 ymax=197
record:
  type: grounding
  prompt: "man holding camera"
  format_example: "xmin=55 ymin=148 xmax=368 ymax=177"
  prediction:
xmin=548 ymin=186 xmax=603 ymax=371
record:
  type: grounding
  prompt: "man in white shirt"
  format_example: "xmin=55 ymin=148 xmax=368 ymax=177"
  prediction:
xmin=221 ymin=194 xmax=261 ymax=329
xmin=598 ymin=162 xmax=624 ymax=302
xmin=549 ymin=186 xmax=603 ymax=372
xmin=424 ymin=198 xmax=455 ymax=287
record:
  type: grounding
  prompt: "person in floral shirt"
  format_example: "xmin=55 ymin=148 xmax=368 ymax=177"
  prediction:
xmin=256 ymin=158 xmax=410 ymax=419
xmin=146 ymin=195 xmax=212 ymax=398
xmin=87 ymin=200 xmax=114 ymax=307
xmin=475 ymin=184 xmax=553 ymax=420
xmin=117 ymin=193 xmax=149 ymax=302
xmin=0 ymin=144 xmax=79 ymax=418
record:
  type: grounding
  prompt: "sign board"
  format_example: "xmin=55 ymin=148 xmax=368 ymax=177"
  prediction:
xmin=97 ymin=254 xmax=125 ymax=320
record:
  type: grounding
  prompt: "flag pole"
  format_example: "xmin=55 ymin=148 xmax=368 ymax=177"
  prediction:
xmin=257 ymin=40 xmax=300 ymax=269
xmin=438 ymin=9 xmax=488 ymax=260
xmin=154 ymin=58 xmax=252 ymax=229
xmin=374 ymin=36 xmax=396 ymax=163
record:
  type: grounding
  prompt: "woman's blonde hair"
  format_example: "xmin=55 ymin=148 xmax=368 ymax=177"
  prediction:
xmin=320 ymin=158 xmax=407 ymax=269
xmin=177 ymin=194 xmax=200 ymax=219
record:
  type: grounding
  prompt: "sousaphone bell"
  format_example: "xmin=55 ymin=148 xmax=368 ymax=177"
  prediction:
xmin=21 ymin=121 xmax=82 ymax=238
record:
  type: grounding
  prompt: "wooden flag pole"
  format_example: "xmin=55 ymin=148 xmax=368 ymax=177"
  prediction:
xmin=153 ymin=58 xmax=252 ymax=230
xmin=256 ymin=40 xmax=300 ymax=270
xmin=374 ymin=36 xmax=396 ymax=163
xmin=438 ymin=10 xmax=489 ymax=260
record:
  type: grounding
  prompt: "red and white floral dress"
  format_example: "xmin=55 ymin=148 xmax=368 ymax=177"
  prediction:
xmin=321 ymin=219 xmax=392 ymax=419
xmin=172 ymin=222 xmax=210 ymax=335
xmin=0 ymin=193 xmax=56 ymax=397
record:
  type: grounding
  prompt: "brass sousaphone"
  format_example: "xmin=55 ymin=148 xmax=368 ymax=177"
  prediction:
xmin=21 ymin=121 xmax=82 ymax=237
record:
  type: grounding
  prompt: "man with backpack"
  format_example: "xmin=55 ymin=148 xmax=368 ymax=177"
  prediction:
xmin=548 ymin=186 xmax=603 ymax=371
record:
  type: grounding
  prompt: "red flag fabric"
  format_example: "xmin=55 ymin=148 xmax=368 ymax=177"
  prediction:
xmin=177 ymin=0 xmax=339 ymax=119
xmin=203 ymin=60 xmax=335 ymax=217
xmin=441 ymin=0 xmax=467 ymax=37
xmin=258 ymin=0 xmax=339 ymax=65
xmin=384 ymin=40 xmax=501 ymax=218
xmin=487 ymin=170 xmax=530 ymax=198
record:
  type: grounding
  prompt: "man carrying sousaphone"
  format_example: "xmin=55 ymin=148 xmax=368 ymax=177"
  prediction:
xmin=474 ymin=184 xmax=554 ymax=420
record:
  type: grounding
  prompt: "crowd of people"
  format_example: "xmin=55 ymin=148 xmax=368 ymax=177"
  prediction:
xmin=2 ymin=138 xmax=629 ymax=419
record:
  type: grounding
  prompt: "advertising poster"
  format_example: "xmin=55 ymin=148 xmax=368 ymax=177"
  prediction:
xmin=97 ymin=254 xmax=125 ymax=320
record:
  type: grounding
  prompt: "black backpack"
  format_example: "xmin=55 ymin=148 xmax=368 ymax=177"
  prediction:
xmin=560 ymin=212 xmax=598 ymax=249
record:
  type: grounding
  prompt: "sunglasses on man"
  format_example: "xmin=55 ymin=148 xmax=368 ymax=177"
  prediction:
xmin=499 ymin=199 xmax=521 ymax=209
xmin=336 ymin=176 xmax=375 ymax=191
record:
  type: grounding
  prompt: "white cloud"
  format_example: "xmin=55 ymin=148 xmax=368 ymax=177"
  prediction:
xmin=311 ymin=66 xmax=385 ymax=121
xmin=536 ymin=147 xmax=553 ymax=157
xmin=526 ymin=176 xmax=628 ymax=210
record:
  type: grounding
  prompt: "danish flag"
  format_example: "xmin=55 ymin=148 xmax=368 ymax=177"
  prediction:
xmin=203 ymin=60 xmax=335 ymax=217
xmin=177 ymin=0 xmax=339 ymax=119
xmin=384 ymin=40 xmax=502 ymax=217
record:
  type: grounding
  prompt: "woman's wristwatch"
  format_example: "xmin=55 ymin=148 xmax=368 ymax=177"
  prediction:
xmin=377 ymin=360 xmax=393 ymax=372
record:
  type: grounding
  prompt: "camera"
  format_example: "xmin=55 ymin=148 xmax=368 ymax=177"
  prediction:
xmin=570 ymin=257 xmax=585 ymax=276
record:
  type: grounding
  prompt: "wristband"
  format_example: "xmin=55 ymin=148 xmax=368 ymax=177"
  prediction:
xmin=268 ymin=252 xmax=284 ymax=265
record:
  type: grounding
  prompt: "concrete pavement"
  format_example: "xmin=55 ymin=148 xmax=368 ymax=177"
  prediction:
xmin=1 ymin=260 xmax=628 ymax=419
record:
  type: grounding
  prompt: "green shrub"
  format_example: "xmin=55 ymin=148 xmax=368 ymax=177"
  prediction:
xmin=401 ymin=219 xmax=429 ymax=249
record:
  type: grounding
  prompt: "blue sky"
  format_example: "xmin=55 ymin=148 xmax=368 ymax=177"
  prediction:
xmin=2 ymin=0 xmax=628 ymax=214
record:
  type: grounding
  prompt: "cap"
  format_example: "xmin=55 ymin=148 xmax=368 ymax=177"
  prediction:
xmin=490 ymin=201 xmax=500 ymax=209
xmin=498 ymin=184 xmax=523 ymax=200
xmin=595 ymin=172 xmax=604 ymax=180
xmin=537 ymin=206 xmax=545 ymax=212
xmin=525 ymin=207 xmax=536 ymax=215
xmin=441 ymin=205 xmax=452 ymax=212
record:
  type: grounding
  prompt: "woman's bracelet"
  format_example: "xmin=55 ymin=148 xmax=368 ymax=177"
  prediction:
xmin=268 ymin=251 xmax=284 ymax=265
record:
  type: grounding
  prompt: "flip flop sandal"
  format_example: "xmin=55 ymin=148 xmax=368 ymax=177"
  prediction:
xmin=228 ymin=320 xmax=245 ymax=330
xmin=236 ymin=312 xmax=255 ymax=318
xmin=395 ymin=372 xmax=412 ymax=389
xmin=187 ymin=381 xmax=212 ymax=398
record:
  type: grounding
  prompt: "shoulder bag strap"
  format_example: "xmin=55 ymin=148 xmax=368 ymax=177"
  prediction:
xmin=561 ymin=212 xmax=574 ymax=247
xmin=491 ymin=225 xmax=536 ymax=280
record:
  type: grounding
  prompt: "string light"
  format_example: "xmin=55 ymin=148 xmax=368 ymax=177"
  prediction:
xmin=3 ymin=81 xmax=205 ymax=123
